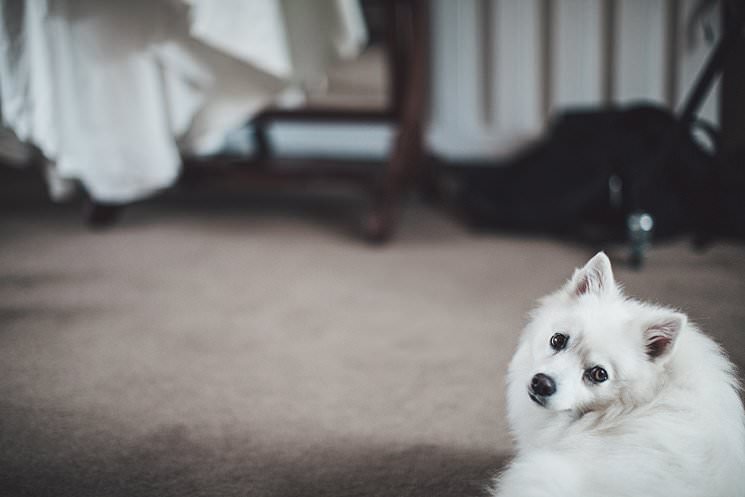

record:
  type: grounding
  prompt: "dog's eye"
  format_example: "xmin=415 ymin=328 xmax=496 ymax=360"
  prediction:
xmin=586 ymin=366 xmax=608 ymax=384
xmin=550 ymin=333 xmax=568 ymax=351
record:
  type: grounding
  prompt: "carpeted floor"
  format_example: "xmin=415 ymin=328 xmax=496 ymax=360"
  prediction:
xmin=1 ymin=169 xmax=744 ymax=496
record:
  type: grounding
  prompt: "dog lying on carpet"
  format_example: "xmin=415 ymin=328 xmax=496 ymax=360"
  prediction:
xmin=492 ymin=252 xmax=745 ymax=497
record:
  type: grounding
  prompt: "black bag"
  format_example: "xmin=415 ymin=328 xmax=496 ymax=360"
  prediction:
xmin=460 ymin=103 xmax=744 ymax=244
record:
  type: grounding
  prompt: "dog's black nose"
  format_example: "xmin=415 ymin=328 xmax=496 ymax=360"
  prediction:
xmin=531 ymin=373 xmax=556 ymax=397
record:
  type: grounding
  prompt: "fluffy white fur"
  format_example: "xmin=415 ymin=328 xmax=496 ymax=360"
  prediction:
xmin=493 ymin=252 xmax=745 ymax=497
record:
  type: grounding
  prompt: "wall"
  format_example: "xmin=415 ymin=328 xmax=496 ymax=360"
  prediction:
xmin=427 ymin=0 xmax=722 ymax=160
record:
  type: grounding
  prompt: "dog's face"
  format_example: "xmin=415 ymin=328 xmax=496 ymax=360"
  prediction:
xmin=509 ymin=252 xmax=686 ymax=420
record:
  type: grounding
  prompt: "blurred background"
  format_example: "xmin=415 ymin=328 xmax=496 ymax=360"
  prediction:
xmin=1 ymin=1 xmax=744 ymax=496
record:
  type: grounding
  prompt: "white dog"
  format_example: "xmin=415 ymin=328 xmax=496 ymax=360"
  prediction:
xmin=493 ymin=252 xmax=745 ymax=497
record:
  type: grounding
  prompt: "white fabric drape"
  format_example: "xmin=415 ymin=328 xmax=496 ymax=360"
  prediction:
xmin=0 ymin=0 xmax=366 ymax=203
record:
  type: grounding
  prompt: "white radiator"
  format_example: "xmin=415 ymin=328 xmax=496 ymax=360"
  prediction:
xmin=427 ymin=0 xmax=722 ymax=160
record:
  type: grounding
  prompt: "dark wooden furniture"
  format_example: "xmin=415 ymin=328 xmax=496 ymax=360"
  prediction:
xmin=181 ymin=0 xmax=430 ymax=242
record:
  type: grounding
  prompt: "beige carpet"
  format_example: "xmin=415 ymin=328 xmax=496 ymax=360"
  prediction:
xmin=1 ymin=169 xmax=744 ymax=496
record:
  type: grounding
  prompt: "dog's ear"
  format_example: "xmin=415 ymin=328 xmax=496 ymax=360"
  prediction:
xmin=566 ymin=252 xmax=614 ymax=298
xmin=642 ymin=311 xmax=686 ymax=361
